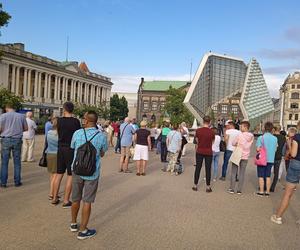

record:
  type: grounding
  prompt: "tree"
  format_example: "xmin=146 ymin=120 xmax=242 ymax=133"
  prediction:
xmin=0 ymin=87 xmax=23 ymax=111
xmin=109 ymin=94 xmax=129 ymax=121
xmin=0 ymin=3 xmax=11 ymax=30
xmin=163 ymin=87 xmax=194 ymax=126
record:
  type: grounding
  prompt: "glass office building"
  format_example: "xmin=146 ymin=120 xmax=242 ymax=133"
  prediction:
xmin=184 ymin=53 xmax=274 ymax=127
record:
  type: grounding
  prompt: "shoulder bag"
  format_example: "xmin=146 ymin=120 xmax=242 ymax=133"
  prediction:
xmin=255 ymin=136 xmax=267 ymax=166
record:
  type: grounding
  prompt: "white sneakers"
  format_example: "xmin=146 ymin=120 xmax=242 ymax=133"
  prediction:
xmin=271 ymin=214 xmax=282 ymax=225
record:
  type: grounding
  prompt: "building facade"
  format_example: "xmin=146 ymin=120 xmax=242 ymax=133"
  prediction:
xmin=0 ymin=43 xmax=112 ymax=116
xmin=137 ymin=78 xmax=190 ymax=122
xmin=279 ymin=72 xmax=300 ymax=130
xmin=184 ymin=52 xmax=274 ymax=129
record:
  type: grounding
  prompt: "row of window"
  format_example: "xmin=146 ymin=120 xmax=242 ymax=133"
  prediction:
xmin=289 ymin=113 xmax=299 ymax=120
xmin=143 ymin=101 xmax=165 ymax=111
xmin=291 ymin=84 xmax=300 ymax=89
xmin=212 ymin=104 xmax=239 ymax=114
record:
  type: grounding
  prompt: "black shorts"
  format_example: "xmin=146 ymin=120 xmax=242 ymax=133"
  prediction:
xmin=57 ymin=146 xmax=74 ymax=176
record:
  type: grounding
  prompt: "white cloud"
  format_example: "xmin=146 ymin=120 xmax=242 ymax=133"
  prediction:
xmin=111 ymin=74 xmax=191 ymax=93
xmin=264 ymin=74 xmax=285 ymax=98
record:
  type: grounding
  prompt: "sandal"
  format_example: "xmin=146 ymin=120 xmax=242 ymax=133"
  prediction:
xmin=192 ymin=187 xmax=198 ymax=192
xmin=51 ymin=199 xmax=60 ymax=205
xmin=141 ymin=173 xmax=146 ymax=176
xmin=136 ymin=173 xmax=140 ymax=176
xmin=48 ymin=195 xmax=60 ymax=200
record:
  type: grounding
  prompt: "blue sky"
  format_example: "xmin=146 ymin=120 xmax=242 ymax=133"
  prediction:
xmin=1 ymin=0 xmax=300 ymax=96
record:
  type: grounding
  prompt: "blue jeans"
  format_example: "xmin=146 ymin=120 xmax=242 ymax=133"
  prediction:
xmin=1 ymin=138 xmax=23 ymax=185
xmin=212 ymin=151 xmax=220 ymax=178
xmin=221 ymin=150 xmax=232 ymax=177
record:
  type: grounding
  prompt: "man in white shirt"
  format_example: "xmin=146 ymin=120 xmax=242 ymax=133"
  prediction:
xmin=22 ymin=111 xmax=37 ymax=162
xmin=219 ymin=120 xmax=241 ymax=180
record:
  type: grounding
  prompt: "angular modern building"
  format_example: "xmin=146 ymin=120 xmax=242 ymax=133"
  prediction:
xmin=184 ymin=52 xmax=274 ymax=128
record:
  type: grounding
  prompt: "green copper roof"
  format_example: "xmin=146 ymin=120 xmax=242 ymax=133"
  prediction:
xmin=142 ymin=81 xmax=188 ymax=91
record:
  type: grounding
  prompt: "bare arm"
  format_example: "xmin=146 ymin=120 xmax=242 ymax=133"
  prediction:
xmin=290 ymin=140 xmax=298 ymax=158
xmin=147 ymin=135 xmax=151 ymax=150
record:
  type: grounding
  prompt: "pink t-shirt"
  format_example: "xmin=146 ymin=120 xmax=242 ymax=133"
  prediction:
xmin=232 ymin=132 xmax=254 ymax=160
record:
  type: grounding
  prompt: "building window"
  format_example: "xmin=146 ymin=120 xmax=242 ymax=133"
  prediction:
xmin=212 ymin=105 xmax=218 ymax=113
xmin=160 ymin=102 xmax=165 ymax=110
xmin=297 ymin=84 xmax=300 ymax=89
xmin=231 ymin=105 xmax=239 ymax=114
xmin=290 ymin=103 xmax=299 ymax=109
xmin=151 ymin=102 xmax=158 ymax=111
xmin=295 ymin=114 xmax=299 ymax=120
xmin=221 ymin=105 xmax=227 ymax=114
xmin=291 ymin=92 xmax=299 ymax=99
xmin=289 ymin=114 xmax=293 ymax=120
xmin=51 ymin=89 xmax=55 ymax=99
xmin=143 ymin=101 xmax=149 ymax=111
xmin=292 ymin=84 xmax=295 ymax=89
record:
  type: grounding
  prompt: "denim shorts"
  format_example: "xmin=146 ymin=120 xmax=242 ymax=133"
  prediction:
xmin=286 ymin=159 xmax=300 ymax=184
xmin=257 ymin=163 xmax=273 ymax=178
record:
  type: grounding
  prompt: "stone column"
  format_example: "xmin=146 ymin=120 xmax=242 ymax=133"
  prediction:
xmin=27 ymin=69 xmax=32 ymax=98
xmin=54 ymin=75 xmax=58 ymax=100
xmin=37 ymin=72 xmax=42 ymax=98
xmin=90 ymin=84 xmax=94 ymax=105
xmin=44 ymin=73 xmax=48 ymax=99
xmin=23 ymin=68 xmax=28 ymax=97
xmin=62 ymin=77 xmax=66 ymax=101
xmin=11 ymin=65 xmax=16 ymax=93
xmin=71 ymin=80 xmax=75 ymax=101
xmin=34 ymin=71 xmax=39 ymax=98
xmin=57 ymin=77 xmax=61 ymax=102
xmin=15 ymin=66 xmax=20 ymax=95
xmin=83 ymin=83 xmax=87 ymax=103
xmin=79 ymin=82 xmax=83 ymax=103
xmin=47 ymin=74 xmax=52 ymax=99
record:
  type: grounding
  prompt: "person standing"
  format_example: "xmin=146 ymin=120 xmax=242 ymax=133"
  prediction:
xmin=220 ymin=120 xmax=241 ymax=180
xmin=166 ymin=124 xmax=182 ymax=174
xmin=70 ymin=111 xmax=107 ymax=239
xmin=52 ymin=102 xmax=81 ymax=207
xmin=155 ymin=125 xmax=162 ymax=155
xmin=45 ymin=115 xmax=53 ymax=136
xmin=180 ymin=122 xmax=189 ymax=157
xmin=161 ymin=122 xmax=171 ymax=162
xmin=133 ymin=121 xmax=151 ymax=176
xmin=227 ymin=121 xmax=254 ymax=194
xmin=270 ymin=125 xmax=287 ymax=192
xmin=119 ymin=117 xmax=135 ymax=173
xmin=21 ymin=111 xmax=37 ymax=162
xmin=46 ymin=117 xmax=58 ymax=200
xmin=256 ymin=122 xmax=277 ymax=196
xmin=211 ymin=127 xmax=221 ymax=181
xmin=105 ymin=121 xmax=114 ymax=147
xmin=192 ymin=116 xmax=214 ymax=192
xmin=0 ymin=102 xmax=28 ymax=187
xmin=150 ymin=124 xmax=156 ymax=150
xmin=271 ymin=121 xmax=300 ymax=225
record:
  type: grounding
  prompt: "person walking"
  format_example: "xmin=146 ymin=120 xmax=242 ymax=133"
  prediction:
xmin=271 ymin=121 xmax=300 ymax=225
xmin=160 ymin=122 xmax=171 ymax=162
xmin=270 ymin=125 xmax=287 ymax=192
xmin=166 ymin=124 xmax=182 ymax=174
xmin=70 ymin=111 xmax=108 ymax=240
xmin=0 ymin=102 xmax=28 ymax=187
xmin=52 ymin=102 xmax=81 ymax=207
xmin=227 ymin=121 xmax=254 ymax=194
xmin=192 ymin=116 xmax=214 ymax=192
xmin=119 ymin=117 xmax=135 ymax=173
xmin=133 ymin=121 xmax=151 ymax=176
xmin=46 ymin=117 xmax=58 ymax=200
xmin=114 ymin=121 xmax=121 ymax=153
xmin=181 ymin=122 xmax=189 ymax=157
xmin=105 ymin=121 xmax=114 ymax=147
xmin=211 ymin=127 xmax=221 ymax=181
xmin=256 ymin=122 xmax=277 ymax=196
xmin=155 ymin=125 xmax=162 ymax=155
xmin=150 ymin=124 xmax=156 ymax=150
xmin=220 ymin=120 xmax=241 ymax=180
xmin=21 ymin=111 xmax=37 ymax=162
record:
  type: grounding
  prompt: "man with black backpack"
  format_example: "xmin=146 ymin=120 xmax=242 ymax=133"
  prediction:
xmin=69 ymin=111 xmax=107 ymax=240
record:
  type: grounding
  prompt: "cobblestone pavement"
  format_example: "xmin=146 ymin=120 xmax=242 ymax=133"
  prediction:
xmin=0 ymin=135 xmax=299 ymax=250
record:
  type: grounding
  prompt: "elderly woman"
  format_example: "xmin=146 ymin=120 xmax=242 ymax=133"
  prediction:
xmin=133 ymin=121 xmax=151 ymax=176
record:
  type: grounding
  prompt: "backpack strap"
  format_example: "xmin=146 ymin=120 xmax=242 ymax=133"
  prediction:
xmin=83 ymin=128 xmax=88 ymax=142
xmin=88 ymin=131 xmax=100 ymax=142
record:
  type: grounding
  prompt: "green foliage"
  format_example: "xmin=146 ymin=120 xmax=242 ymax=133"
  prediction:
xmin=163 ymin=87 xmax=194 ymax=126
xmin=0 ymin=87 xmax=23 ymax=111
xmin=109 ymin=94 xmax=129 ymax=121
xmin=0 ymin=3 xmax=10 ymax=28
xmin=74 ymin=102 xmax=110 ymax=119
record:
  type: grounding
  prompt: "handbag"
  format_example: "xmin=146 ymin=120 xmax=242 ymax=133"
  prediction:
xmin=220 ymin=140 xmax=226 ymax=152
xmin=229 ymin=146 xmax=243 ymax=166
xmin=255 ymin=136 xmax=267 ymax=166
xmin=39 ymin=151 xmax=47 ymax=168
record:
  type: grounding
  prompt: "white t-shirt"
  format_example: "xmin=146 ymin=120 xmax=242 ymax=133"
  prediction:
xmin=226 ymin=129 xmax=241 ymax=151
xmin=212 ymin=135 xmax=221 ymax=152
xmin=23 ymin=118 xmax=37 ymax=139
xmin=155 ymin=128 xmax=161 ymax=140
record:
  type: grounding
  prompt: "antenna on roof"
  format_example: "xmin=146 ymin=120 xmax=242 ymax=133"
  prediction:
xmin=66 ymin=36 xmax=69 ymax=62
xmin=189 ymin=58 xmax=193 ymax=83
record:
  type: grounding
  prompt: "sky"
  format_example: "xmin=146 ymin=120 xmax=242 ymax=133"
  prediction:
xmin=1 ymin=0 xmax=300 ymax=97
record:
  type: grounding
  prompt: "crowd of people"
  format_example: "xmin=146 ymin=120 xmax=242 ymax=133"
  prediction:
xmin=0 ymin=101 xmax=300 ymax=241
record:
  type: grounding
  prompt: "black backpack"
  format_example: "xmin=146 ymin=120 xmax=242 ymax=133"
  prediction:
xmin=73 ymin=129 xmax=100 ymax=176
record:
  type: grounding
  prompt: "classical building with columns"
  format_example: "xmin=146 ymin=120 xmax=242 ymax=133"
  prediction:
xmin=0 ymin=43 xmax=113 ymax=116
